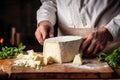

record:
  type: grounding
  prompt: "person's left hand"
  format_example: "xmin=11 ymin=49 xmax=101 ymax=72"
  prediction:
xmin=80 ymin=28 xmax=113 ymax=57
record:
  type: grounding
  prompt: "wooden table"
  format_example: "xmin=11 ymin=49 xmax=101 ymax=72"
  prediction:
xmin=1 ymin=58 xmax=118 ymax=79
xmin=0 ymin=70 xmax=8 ymax=80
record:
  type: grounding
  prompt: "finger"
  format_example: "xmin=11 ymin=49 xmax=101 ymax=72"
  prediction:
xmin=87 ymin=39 xmax=96 ymax=55
xmin=35 ymin=29 xmax=44 ymax=45
xmin=92 ymin=44 xmax=100 ymax=55
xmin=49 ymin=26 xmax=54 ymax=38
xmin=41 ymin=28 xmax=48 ymax=40
xmin=80 ymin=36 xmax=92 ymax=52
xmin=39 ymin=33 xmax=44 ymax=45
xmin=79 ymin=38 xmax=86 ymax=51
xmin=100 ymin=44 xmax=105 ymax=51
xmin=82 ymin=37 xmax=86 ymax=42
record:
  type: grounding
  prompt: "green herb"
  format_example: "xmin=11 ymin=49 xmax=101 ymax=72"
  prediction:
xmin=97 ymin=47 xmax=120 ymax=68
xmin=0 ymin=43 xmax=26 ymax=59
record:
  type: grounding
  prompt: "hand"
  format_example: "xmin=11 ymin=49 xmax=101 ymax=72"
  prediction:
xmin=35 ymin=21 xmax=54 ymax=45
xmin=80 ymin=28 xmax=113 ymax=57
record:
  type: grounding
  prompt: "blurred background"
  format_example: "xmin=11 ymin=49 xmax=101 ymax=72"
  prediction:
xmin=0 ymin=0 xmax=43 ymax=52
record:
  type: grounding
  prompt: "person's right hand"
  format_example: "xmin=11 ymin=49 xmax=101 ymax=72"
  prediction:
xmin=35 ymin=21 xmax=54 ymax=45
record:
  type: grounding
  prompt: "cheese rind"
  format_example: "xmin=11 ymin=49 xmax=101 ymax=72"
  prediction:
xmin=43 ymin=36 xmax=83 ymax=63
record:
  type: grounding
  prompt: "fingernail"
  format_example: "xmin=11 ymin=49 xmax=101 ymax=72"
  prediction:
xmin=50 ymin=34 xmax=54 ymax=38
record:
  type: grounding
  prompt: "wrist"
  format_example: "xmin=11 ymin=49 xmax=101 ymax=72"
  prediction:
xmin=103 ymin=28 xmax=113 ymax=41
xmin=38 ymin=20 xmax=52 ymax=27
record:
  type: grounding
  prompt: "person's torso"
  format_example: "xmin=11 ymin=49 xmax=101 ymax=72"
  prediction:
xmin=56 ymin=0 xmax=120 ymax=29
xmin=55 ymin=0 xmax=120 ymax=53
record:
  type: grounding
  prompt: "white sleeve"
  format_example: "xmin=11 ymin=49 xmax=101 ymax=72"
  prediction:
xmin=105 ymin=13 xmax=120 ymax=40
xmin=37 ymin=0 xmax=57 ymax=26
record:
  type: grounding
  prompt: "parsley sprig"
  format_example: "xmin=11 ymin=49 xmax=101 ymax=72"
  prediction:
xmin=0 ymin=43 xmax=26 ymax=59
xmin=97 ymin=47 xmax=120 ymax=68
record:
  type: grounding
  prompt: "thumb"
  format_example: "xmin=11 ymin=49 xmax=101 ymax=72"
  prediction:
xmin=49 ymin=27 xmax=54 ymax=38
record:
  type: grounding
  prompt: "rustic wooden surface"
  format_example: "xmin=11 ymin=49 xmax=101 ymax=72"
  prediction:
xmin=0 ymin=70 xmax=8 ymax=80
xmin=0 ymin=58 xmax=115 ymax=79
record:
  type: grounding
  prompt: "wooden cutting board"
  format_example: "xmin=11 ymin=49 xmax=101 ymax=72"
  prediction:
xmin=0 ymin=58 xmax=114 ymax=79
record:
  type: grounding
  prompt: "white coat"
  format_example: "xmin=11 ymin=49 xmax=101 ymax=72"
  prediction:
xmin=37 ymin=0 xmax=120 ymax=53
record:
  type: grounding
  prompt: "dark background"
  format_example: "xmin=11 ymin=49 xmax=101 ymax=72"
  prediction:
xmin=0 ymin=0 xmax=43 ymax=51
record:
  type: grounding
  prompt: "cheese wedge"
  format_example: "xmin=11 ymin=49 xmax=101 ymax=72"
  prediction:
xmin=73 ymin=53 xmax=82 ymax=65
xmin=43 ymin=36 xmax=83 ymax=63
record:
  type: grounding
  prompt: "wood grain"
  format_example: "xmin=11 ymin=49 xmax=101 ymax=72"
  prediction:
xmin=0 ymin=58 xmax=114 ymax=79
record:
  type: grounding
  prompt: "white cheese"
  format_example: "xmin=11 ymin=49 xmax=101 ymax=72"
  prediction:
xmin=26 ymin=60 xmax=40 ymax=68
xmin=14 ymin=59 xmax=27 ymax=66
xmin=73 ymin=53 xmax=82 ymax=65
xmin=43 ymin=56 xmax=54 ymax=65
xmin=14 ymin=50 xmax=44 ymax=69
xmin=43 ymin=36 xmax=83 ymax=63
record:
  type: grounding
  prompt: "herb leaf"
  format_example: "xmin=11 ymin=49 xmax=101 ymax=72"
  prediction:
xmin=97 ymin=47 xmax=120 ymax=68
xmin=0 ymin=43 xmax=26 ymax=59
